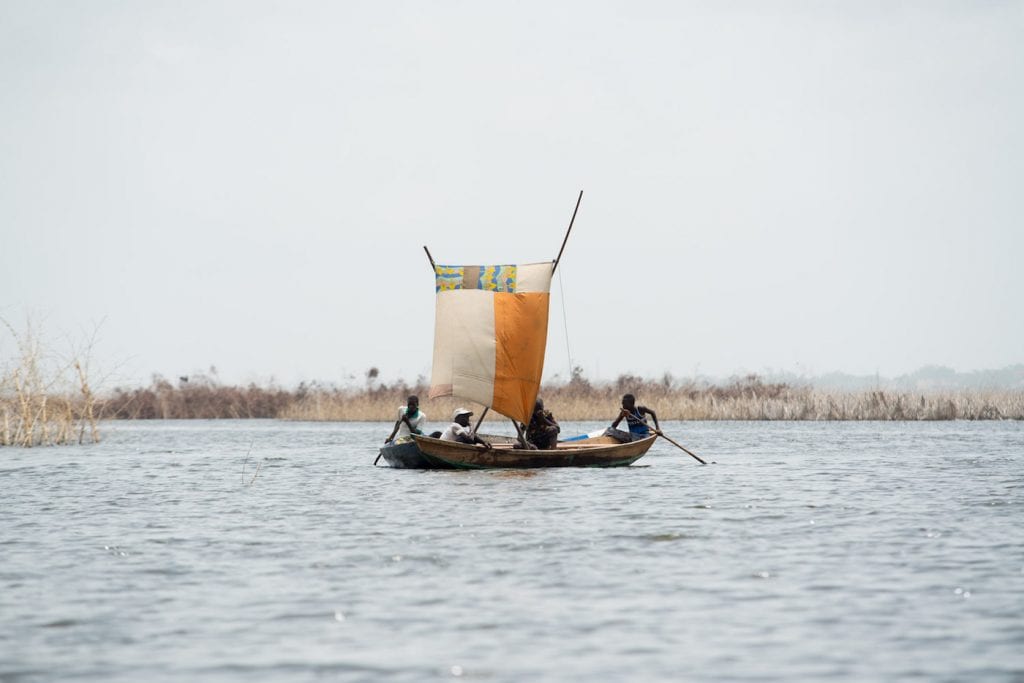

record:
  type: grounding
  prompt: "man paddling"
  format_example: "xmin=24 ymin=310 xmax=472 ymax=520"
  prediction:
xmin=385 ymin=395 xmax=426 ymax=444
xmin=610 ymin=393 xmax=661 ymax=441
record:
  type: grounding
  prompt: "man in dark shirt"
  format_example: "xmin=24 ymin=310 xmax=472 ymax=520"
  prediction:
xmin=525 ymin=398 xmax=560 ymax=450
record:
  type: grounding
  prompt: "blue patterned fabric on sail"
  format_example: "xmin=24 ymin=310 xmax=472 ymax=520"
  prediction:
xmin=478 ymin=265 xmax=516 ymax=292
xmin=435 ymin=266 xmax=464 ymax=292
xmin=435 ymin=265 xmax=517 ymax=293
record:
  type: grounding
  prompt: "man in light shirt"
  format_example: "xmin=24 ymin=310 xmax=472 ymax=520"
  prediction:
xmin=441 ymin=407 xmax=491 ymax=449
xmin=385 ymin=395 xmax=426 ymax=444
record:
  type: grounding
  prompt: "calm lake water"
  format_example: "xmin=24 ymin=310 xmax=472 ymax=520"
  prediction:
xmin=1 ymin=420 xmax=1022 ymax=682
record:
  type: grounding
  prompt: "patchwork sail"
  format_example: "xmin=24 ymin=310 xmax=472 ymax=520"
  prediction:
xmin=428 ymin=262 xmax=553 ymax=424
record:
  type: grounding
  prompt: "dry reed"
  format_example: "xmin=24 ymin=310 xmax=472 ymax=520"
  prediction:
xmin=0 ymin=319 xmax=102 ymax=447
xmin=276 ymin=374 xmax=1024 ymax=422
xmin=37 ymin=371 xmax=1024 ymax=427
xmin=540 ymin=375 xmax=1024 ymax=421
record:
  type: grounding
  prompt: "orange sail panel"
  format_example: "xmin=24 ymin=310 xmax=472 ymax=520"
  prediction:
xmin=428 ymin=262 xmax=552 ymax=424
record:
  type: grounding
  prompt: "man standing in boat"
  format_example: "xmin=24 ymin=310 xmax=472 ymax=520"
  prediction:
xmin=385 ymin=395 xmax=426 ymax=444
xmin=441 ymin=408 xmax=492 ymax=449
xmin=610 ymin=393 xmax=661 ymax=441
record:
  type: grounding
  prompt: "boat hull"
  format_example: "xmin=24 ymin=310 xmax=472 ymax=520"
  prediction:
xmin=378 ymin=434 xmax=522 ymax=469
xmin=378 ymin=440 xmax=453 ymax=469
xmin=409 ymin=434 xmax=657 ymax=470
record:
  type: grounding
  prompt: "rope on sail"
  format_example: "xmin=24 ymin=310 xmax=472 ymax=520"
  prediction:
xmin=558 ymin=265 xmax=573 ymax=379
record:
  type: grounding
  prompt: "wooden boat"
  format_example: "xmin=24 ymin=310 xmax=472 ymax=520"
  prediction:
xmin=379 ymin=432 xmax=652 ymax=469
xmin=378 ymin=191 xmax=658 ymax=470
xmin=410 ymin=433 xmax=656 ymax=469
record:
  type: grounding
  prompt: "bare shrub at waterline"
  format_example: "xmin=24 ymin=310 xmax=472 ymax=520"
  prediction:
xmin=0 ymin=319 xmax=102 ymax=447
xmin=98 ymin=371 xmax=294 ymax=419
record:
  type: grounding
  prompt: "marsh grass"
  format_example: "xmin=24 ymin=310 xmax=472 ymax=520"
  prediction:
xmin=536 ymin=375 xmax=1024 ymax=421
xmin=97 ymin=374 xmax=1024 ymax=422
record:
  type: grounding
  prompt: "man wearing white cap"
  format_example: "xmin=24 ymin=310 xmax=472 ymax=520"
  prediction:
xmin=441 ymin=407 xmax=492 ymax=449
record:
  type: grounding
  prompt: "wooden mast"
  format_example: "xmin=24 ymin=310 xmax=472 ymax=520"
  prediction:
xmin=552 ymin=190 xmax=582 ymax=274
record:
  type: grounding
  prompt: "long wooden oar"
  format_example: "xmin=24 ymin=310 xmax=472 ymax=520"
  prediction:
xmin=655 ymin=431 xmax=708 ymax=465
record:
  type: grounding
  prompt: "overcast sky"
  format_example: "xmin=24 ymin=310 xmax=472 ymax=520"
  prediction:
xmin=2 ymin=1 xmax=1021 ymax=387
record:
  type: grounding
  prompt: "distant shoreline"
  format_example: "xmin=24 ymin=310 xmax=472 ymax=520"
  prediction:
xmin=97 ymin=375 xmax=1023 ymax=422
xmin=4 ymin=375 xmax=1022 ymax=447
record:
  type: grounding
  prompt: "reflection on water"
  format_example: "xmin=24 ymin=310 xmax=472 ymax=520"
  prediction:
xmin=1 ymin=420 xmax=1022 ymax=682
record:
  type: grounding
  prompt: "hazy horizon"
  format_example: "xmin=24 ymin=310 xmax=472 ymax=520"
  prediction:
xmin=3 ymin=1 xmax=1021 ymax=388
